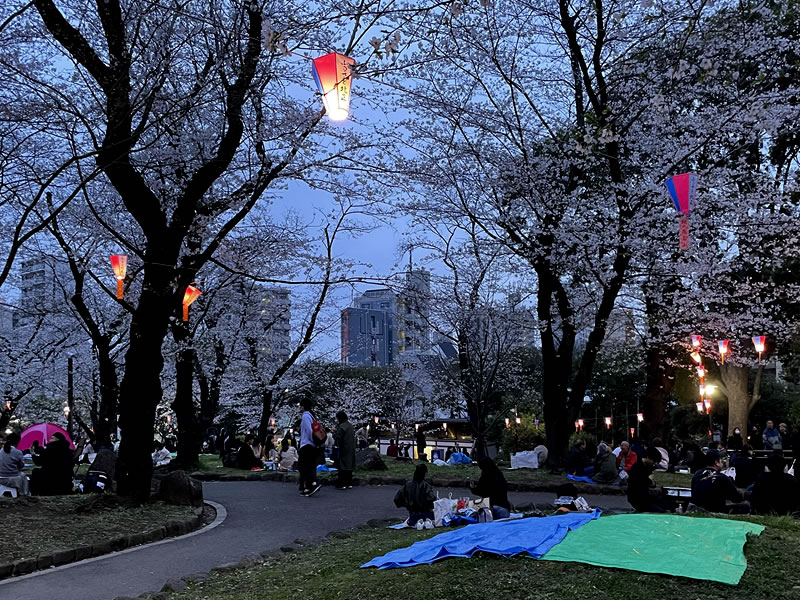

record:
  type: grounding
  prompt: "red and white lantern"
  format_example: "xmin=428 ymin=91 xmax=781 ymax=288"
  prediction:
xmin=312 ymin=52 xmax=355 ymax=121
xmin=752 ymin=336 xmax=766 ymax=360
xmin=691 ymin=335 xmax=702 ymax=348
xmin=182 ymin=285 xmax=201 ymax=322
xmin=717 ymin=340 xmax=729 ymax=364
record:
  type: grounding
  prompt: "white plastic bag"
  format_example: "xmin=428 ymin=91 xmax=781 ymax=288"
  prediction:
xmin=789 ymin=460 xmax=796 ymax=477
xmin=433 ymin=493 xmax=456 ymax=527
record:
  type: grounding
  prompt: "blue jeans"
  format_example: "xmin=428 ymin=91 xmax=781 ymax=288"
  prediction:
xmin=492 ymin=506 xmax=510 ymax=519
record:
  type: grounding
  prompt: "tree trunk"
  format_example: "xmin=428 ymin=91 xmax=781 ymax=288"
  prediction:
xmin=171 ymin=323 xmax=202 ymax=470
xmin=642 ymin=345 xmax=675 ymax=441
xmin=116 ymin=284 xmax=173 ymax=503
xmin=722 ymin=364 xmax=763 ymax=437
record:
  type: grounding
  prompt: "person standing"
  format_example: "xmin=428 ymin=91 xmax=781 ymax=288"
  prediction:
xmin=334 ymin=410 xmax=356 ymax=490
xmin=416 ymin=429 xmax=427 ymax=461
xmin=763 ymin=420 xmax=782 ymax=451
xmin=297 ymin=398 xmax=321 ymax=497
xmin=779 ymin=423 xmax=792 ymax=450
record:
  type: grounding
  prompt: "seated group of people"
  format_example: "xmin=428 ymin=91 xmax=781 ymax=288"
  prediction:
xmin=0 ymin=432 xmax=74 ymax=497
xmin=568 ymin=438 xmax=666 ymax=485
xmin=393 ymin=457 xmax=511 ymax=528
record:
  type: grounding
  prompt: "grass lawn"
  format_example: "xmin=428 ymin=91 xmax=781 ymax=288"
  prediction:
xmin=195 ymin=454 xmax=693 ymax=489
xmin=0 ymin=495 xmax=200 ymax=564
xmin=162 ymin=513 xmax=798 ymax=600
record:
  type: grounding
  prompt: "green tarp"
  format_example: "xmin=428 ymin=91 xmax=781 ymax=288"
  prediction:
xmin=541 ymin=513 xmax=764 ymax=585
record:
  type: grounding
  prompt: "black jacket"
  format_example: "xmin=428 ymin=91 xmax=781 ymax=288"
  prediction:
xmin=751 ymin=472 xmax=800 ymax=515
xmin=731 ymin=455 xmax=762 ymax=489
xmin=471 ymin=471 xmax=510 ymax=510
xmin=626 ymin=460 xmax=657 ymax=511
xmin=32 ymin=439 xmax=73 ymax=495
xmin=691 ymin=468 xmax=742 ymax=512
xmin=567 ymin=448 xmax=591 ymax=476
xmin=394 ymin=479 xmax=436 ymax=512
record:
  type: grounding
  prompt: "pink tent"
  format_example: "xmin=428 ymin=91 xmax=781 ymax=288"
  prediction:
xmin=18 ymin=423 xmax=75 ymax=451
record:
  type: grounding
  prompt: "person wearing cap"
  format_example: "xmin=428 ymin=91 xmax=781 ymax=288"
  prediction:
xmin=691 ymin=450 xmax=749 ymax=513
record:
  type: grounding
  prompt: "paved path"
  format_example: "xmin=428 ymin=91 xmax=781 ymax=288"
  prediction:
xmin=0 ymin=482 xmax=632 ymax=600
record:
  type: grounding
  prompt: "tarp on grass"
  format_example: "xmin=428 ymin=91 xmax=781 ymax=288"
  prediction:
xmin=362 ymin=509 xmax=601 ymax=569
xmin=541 ymin=513 xmax=764 ymax=585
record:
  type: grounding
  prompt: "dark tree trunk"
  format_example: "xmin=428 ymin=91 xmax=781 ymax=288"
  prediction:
xmin=642 ymin=345 xmax=675 ymax=441
xmin=171 ymin=324 xmax=201 ymax=470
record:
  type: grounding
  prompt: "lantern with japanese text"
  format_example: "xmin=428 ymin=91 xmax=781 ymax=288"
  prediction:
xmin=664 ymin=172 xmax=697 ymax=250
xmin=110 ymin=255 xmax=127 ymax=299
xmin=182 ymin=285 xmax=201 ymax=322
xmin=752 ymin=336 xmax=766 ymax=360
xmin=718 ymin=340 xmax=729 ymax=364
xmin=312 ymin=52 xmax=355 ymax=121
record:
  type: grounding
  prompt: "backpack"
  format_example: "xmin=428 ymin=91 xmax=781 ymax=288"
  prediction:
xmin=311 ymin=413 xmax=326 ymax=446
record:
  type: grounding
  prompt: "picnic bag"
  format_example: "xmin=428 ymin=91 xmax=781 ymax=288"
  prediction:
xmin=311 ymin=414 xmax=326 ymax=445
xmin=468 ymin=497 xmax=491 ymax=512
xmin=433 ymin=493 xmax=457 ymax=527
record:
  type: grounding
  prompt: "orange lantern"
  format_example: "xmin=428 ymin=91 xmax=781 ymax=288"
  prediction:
xmin=182 ymin=285 xmax=201 ymax=321
xmin=717 ymin=340 xmax=729 ymax=364
xmin=630 ymin=427 xmax=635 ymax=437
xmin=110 ymin=255 xmax=127 ymax=299
xmin=578 ymin=418 xmax=584 ymax=431
xmin=312 ymin=52 xmax=356 ymax=121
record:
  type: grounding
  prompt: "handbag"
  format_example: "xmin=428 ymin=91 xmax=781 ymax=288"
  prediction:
xmin=468 ymin=497 xmax=491 ymax=511
xmin=433 ymin=493 xmax=457 ymax=527
xmin=311 ymin=412 xmax=326 ymax=445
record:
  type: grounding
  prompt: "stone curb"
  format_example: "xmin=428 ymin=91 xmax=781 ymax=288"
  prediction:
xmin=0 ymin=508 xmax=206 ymax=581
xmin=188 ymin=470 xmax=626 ymax=496
xmin=128 ymin=519 xmax=398 ymax=600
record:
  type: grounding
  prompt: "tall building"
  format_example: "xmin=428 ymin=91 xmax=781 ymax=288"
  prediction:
xmin=15 ymin=256 xmax=68 ymax=328
xmin=340 ymin=269 xmax=431 ymax=366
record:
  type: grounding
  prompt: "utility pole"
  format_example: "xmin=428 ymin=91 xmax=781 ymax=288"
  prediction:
xmin=67 ymin=355 xmax=74 ymax=440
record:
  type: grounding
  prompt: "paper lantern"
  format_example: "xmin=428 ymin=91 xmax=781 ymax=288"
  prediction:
xmin=182 ymin=285 xmax=201 ymax=321
xmin=630 ymin=427 xmax=635 ymax=437
xmin=110 ymin=255 xmax=127 ymax=299
xmin=578 ymin=418 xmax=584 ymax=430
xmin=696 ymin=366 xmax=706 ymax=379
xmin=373 ymin=416 xmax=379 ymax=424
xmin=442 ymin=422 xmax=447 ymax=431
xmin=664 ymin=172 xmax=697 ymax=250
xmin=690 ymin=352 xmax=702 ymax=365
xmin=269 ymin=417 xmax=275 ymax=428
xmin=604 ymin=417 xmax=612 ymax=429
xmin=717 ymin=340 xmax=729 ymax=364
xmin=312 ymin=52 xmax=355 ymax=121
xmin=574 ymin=420 xmax=580 ymax=432
xmin=691 ymin=335 xmax=702 ymax=348
xmin=704 ymin=398 xmax=711 ymax=411
xmin=505 ymin=418 xmax=510 ymax=428
xmin=696 ymin=402 xmax=704 ymax=413
xmin=636 ymin=413 xmax=644 ymax=423
xmin=752 ymin=336 xmax=766 ymax=359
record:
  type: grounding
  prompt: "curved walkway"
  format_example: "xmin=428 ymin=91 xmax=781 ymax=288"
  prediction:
xmin=0 ymin=481 xmax=632 ymax=600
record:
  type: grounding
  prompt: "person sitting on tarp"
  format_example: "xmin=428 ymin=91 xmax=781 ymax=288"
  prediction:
xmin=591 ymin=443 xmax=620 ymax=485
xmin=750 ymin=453 xmax=800 ymax=515
xmin=627 ymin=447 xmax=674 ymax=513
xmin=394 ymin=464 xmax=436 ymax=529
xmin=616 ymin=441 xmax=638 ymax=473
xmin=691 ymin=450 xmax=749 ymax=514
xmin=568 ymin=440 xmax=594 ymax=477
xmin=470 ymin=457 xmax=511 ymax=519
xmin=30 ymin=432 xmax=74 ymax=496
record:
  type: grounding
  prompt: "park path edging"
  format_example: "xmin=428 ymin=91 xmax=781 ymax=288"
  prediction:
xmin=0 ymin=502 xmax=219 ymax=582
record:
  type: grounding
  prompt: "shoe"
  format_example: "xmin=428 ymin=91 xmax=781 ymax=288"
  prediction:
xmin=346 ymin=485 xmax=353 ymax=489
xmin=415 ymin=520 xmax=424 ymax=530
xmin=307 ymin=483 xmax=322 ymax=497
xmin=424 ymin=519 xmax=434 ymax=530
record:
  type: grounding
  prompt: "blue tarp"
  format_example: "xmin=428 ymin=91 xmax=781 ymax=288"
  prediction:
xmin=567 ymin=474 xmax=595 ymax=484
xmin=362 ymin=509 xmax=601 ymax=569
xmin=447 ymin=452 xmax=472 ymax=465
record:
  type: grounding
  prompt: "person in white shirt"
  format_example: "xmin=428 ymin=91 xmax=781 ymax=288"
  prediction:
xmin=298 ymin=397 xmax=321 ymax=497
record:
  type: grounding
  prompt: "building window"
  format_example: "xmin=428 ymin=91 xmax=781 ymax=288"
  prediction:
xmin=371 ymin=315 xmax=376 ymax=329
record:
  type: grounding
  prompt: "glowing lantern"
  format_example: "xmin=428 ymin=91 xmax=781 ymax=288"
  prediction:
xmin=442 ymin=422 xmax=447 ymax=431
xmin=636 ymin=413 xmax=644 ymax=423
xmin=699 ymin=384 xmax=706 ymax=397
xmin=578 ymin=419 xmax=584 ymax=430
xmin=269 ymin=417 xmax=275 ymax=428
xmin=691 ymin=335 xmax=702 ymax=348
xmin=373 ymin=416 xmax=379 ymax=424
xmin=690 ymin=352 xmax=702 ymax=365
xmin=505 ymin=418 xmax=510 ymax=428
xmin=182 ymin=285 xmax=201 ymax=321
xmin=110 ymin=255 xmax=127 ymax=299
xmin=696 ymin=366 xmax=706 ymax=379
xmin=717 ymin=340 xmax=729 ymax=364
xmin=515 ymin=416 xmax=521 ymax=425
xmin=704 ymin=398 xmax=711 ymax=411
xmin=664 ymin=172 xmax=697 ymax=250
xmin=696 ymin=402 xmax=704 ymax=413
xmin=630 ymin=427 xmax=635 ymax=437
xmin=534 ymin=418 xmax=539 ymax=430
xmin=604 ymin=417 xmax=612 ymax=429
xmin=311 ymin=53 xmax=355 ymax=121
xmin=415 ymin=423 xmax=419 ymax=432
xmin=574 ymin=420 xmax=579 ymax=432
xmin=752 ymin=336 xmax=766 ymax=360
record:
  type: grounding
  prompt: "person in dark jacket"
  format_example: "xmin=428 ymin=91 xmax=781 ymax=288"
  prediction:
xmin=627 ymin=447 xmax=673 ymax=512
xmin=591 ymin=443 xmax=620 ymax=484
xmin=691 ymin=450 xmax=749 ymax=513
xmin=751 ymin=453 xmax=800 ymax=515
xmin=30 ymin=432 xmax=74 ymax=495
xmin=567 ymin=440 xmax=593 ymax=477
xmin=236 ymin=435 xmax=262 ymax=470
xmin=416 ymin=430 xmax=427 ymax=461
xmin=727 ymin=428 xmax=744 ymax=453
xmin=394 ymin=464 xmax=436 ymax=528
xmin=470 ymin=457 xmax=511 ymax=518
xmin=731 ymin=444 xmax=762 ymax=489
xmin=334 ymin=410 xmax=356 ymax=490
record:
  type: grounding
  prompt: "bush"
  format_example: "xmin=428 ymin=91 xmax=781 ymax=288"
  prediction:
xmin=501 ymin=414 xmax=546 ymax=455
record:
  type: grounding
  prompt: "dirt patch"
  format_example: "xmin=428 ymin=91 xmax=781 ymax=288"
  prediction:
xmin=0 ymin=495 xmax=200 ymax=564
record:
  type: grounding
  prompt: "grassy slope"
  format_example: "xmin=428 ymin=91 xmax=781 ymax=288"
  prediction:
xmin=164 ymin=513 xmax=799 ymax=600
xmin=0 ymin=496 xmax=198 ymax=563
